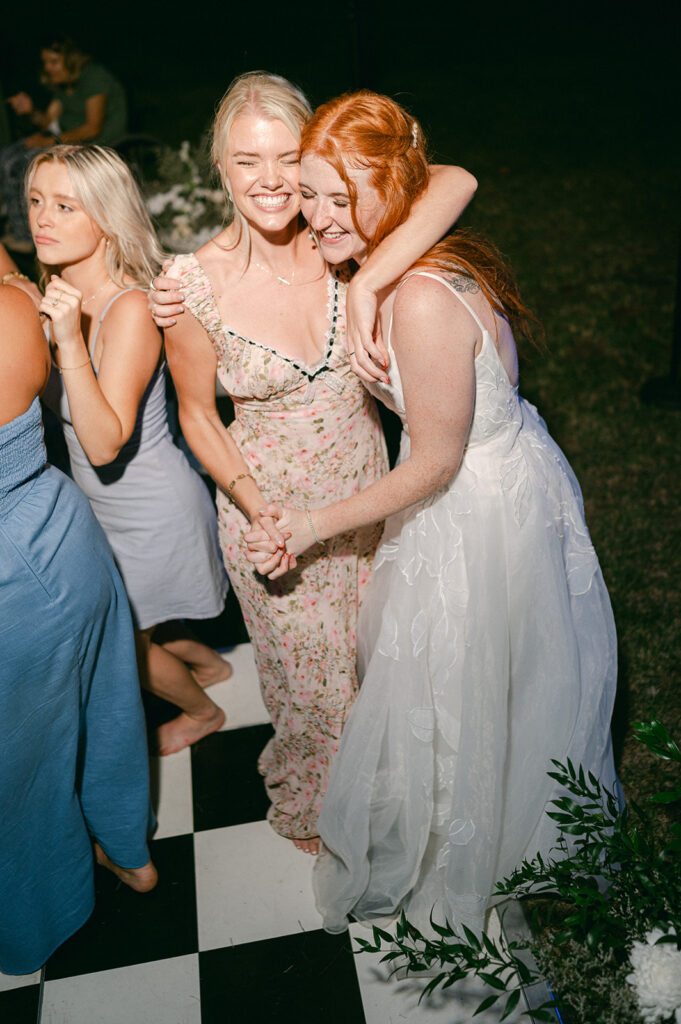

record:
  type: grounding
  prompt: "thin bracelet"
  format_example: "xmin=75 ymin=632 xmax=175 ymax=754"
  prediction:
xmin=226 ymin=472 xmax=254 ymax=496
xmin=306 ymin=508 xmax=325 ymax=546
xmin=1 ymin=271 xmax=30 ymax=286
xmin=55 ymin=358 xmax=92 ymax=374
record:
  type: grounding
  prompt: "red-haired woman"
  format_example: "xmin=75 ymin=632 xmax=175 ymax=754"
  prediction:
xmin=246 ymin=91 xmax=618 ymax=937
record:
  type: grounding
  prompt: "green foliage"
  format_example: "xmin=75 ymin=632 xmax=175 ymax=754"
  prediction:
xmin=356 ymin=720 xmax=681 ymax=1023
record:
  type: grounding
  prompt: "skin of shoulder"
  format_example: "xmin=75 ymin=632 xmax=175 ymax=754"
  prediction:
xmin=389 ymin=272 xmax=481 ymax=357
xmin=90 ymin=288 xmax=163 ymax=452
xmin=390 ymin=275 xmax=479 ymax=477
xmin=96 ymin=288 xmax=161 ymax=372
xmin=0 ymin=288 xmax=51 ymax=423
xmin=192 ymin=232 xmax=246 ymax=283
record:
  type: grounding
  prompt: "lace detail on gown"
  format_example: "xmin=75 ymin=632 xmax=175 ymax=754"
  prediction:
xmin=313 ymin=271 xmax=617 ymax=935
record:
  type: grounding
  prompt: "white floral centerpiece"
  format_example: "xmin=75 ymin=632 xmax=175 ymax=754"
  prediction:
xmin=627 ymin=927 xmax=681 ymax=1024
xmin=358 ymin=720 xmax=681 ymax=1023
xmin=145 ymin=140 xmax=225 ymax=253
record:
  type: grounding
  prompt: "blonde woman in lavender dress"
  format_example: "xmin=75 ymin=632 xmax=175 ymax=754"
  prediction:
xmin=31 ymin=144 xmax=230 ymax=757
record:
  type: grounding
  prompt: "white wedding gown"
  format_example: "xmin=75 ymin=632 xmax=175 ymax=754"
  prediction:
xmin=313 ymin=272 xmax=618 ymax=937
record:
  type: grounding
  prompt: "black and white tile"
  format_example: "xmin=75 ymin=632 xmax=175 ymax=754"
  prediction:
xmin=1 ymin=634 xmax=532 ymax=1023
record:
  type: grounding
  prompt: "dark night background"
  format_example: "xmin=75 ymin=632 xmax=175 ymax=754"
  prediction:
xmin=3 ymin=0 xmax=679 ymax=163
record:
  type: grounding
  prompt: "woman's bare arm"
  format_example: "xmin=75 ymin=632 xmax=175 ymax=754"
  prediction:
xmin=59 ymin=94 xmax=107 ymax=143
xmin=247 ymin=276 xmax=477 ymax=574
xmin=41 ymin=278 xmax=161 ymax=465
xmin=347 ymin=165 xmax=477 ymax=381
xmin=165 ymin=311 xmax=289 ymax=550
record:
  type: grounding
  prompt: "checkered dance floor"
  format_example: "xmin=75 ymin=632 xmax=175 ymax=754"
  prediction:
xmin=1 ymin=617 xmax=528 ymax=1023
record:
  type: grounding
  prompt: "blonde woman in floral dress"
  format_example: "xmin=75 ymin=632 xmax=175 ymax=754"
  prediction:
xmin=152 ymin=72 xmax=477 ymax=852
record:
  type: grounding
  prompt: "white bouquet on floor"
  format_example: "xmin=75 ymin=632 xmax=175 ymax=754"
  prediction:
xmin=627 ymin=927 xmax=681 ymax=1023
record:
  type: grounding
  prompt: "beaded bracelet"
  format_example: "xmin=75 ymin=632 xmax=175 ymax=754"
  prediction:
xmin=1 ymin=271 xmax=30 ymax=286
xmin=226 ymin=472 xmax=254 ymax=496
xmin=306 ymin=508 xmax=325 ymax=546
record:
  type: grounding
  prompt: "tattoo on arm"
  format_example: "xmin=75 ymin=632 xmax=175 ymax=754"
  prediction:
xmin=444 ymin=272 xmax=480 ymax=294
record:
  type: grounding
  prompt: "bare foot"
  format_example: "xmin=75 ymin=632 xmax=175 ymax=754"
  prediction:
xmin=292 ymin=836 xmax=321 ymax=855
xmin=191 ymin=655 xmax=233 ymax=689
xmin=156 ymin=706 xmax=226 ymax=756
xmin=94 ymin=843 xmax=158 ymax=892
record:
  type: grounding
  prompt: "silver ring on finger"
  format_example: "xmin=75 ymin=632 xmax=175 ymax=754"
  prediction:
xmin=50 ymin=297 xmax=59 ymax=307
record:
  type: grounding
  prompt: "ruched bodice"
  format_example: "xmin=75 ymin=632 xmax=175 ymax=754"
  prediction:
xmin=0 ymin=398 xmax=46 ymax=512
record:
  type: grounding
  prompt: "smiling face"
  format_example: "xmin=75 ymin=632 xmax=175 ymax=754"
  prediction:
xmin=28 ymin=161 xmax=105 ymax=268
xmin=220 ymin=114 xmax=302 ymax=236
xmin=298 ymin=153 xmax=385 ymax=265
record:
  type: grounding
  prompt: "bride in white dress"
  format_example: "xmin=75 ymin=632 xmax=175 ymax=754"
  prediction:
xmin=245 ymin=91 xmax=618 ymax=937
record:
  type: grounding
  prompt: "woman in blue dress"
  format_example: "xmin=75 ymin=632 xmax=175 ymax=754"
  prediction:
xmin=0 ymin=285 xmax=156 ymax=976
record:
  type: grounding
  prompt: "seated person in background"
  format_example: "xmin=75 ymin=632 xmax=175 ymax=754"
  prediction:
xmin=1 ymin=34 xmax=126 ymax=252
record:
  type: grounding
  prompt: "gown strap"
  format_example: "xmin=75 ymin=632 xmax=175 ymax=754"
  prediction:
xmin=393 ymin=270 xmax=488 ymax=334
xmin=89 ymin=287 xmax=143 ymax=356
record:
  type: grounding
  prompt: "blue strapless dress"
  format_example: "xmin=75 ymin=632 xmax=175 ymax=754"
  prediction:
xmin=0 ymin=398 xmax=151 ymax=975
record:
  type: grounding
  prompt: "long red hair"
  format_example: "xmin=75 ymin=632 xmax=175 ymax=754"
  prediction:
xmin=301 ymin=91 xmax=541 ymax=346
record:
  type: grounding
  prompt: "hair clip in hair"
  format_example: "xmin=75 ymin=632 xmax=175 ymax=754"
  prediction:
xmin=411 ymin=122 xmax=418 ymax=149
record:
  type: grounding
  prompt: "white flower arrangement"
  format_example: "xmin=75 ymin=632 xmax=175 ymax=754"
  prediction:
xmin=627 ymin=928 xmax=681 ymax=1023
xmin=144 ymin=141 xmax=225 ymax=253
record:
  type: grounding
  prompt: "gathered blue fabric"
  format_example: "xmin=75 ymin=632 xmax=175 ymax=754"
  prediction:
xmin=0 ymin=398 xmax=152 ymax=975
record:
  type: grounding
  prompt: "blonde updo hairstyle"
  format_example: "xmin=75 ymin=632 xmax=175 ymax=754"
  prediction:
xmin=26 ymin=144 xmax=164 ymax=289
xmin=211 ymin=71 xmax=312 ymax=252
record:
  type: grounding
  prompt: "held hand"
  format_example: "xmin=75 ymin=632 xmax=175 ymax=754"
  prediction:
xmin=346 ymin=274 xmax=390 ymax=384
xmin=39 ymin=276 xmax=85 ymax=354
xmin=249 ymin=508 xmax=290 ymax=551
xmin=244 ymin=512 xmax=297 ymax=579
xmin=271 ymin=507 xmax=318 ymax=559
xmin=244 ymin=543 xmax=296 ymax=580
xmin=8 ymin=92 xmax=33 ymax=116
xmin=148 ymin=268 xmax=185 ymax=328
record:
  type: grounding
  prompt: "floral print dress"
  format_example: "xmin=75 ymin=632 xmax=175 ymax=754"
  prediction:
xmin=169 ymin=254 xmax=388 ymax=839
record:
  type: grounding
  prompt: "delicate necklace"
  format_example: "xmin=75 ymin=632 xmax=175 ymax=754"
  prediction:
xmin=250 ymin=258 xmax=295 ymax=287
xmin=81 ymin=279 xmax=114 ymax=306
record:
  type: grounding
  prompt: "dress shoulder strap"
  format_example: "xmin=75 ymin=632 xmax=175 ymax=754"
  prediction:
xmin=395 ymin=270 xmax=487 ymax=334
xmin=89 ymin=286 xmax=142 ymax=355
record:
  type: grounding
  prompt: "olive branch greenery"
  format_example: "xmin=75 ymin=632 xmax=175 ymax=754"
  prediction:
xmin=353 ymin=719 xmax=681 ymax=1023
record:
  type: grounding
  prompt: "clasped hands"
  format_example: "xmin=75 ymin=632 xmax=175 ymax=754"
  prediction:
xmin=245 ymin=505 xmax=317 ymax=580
